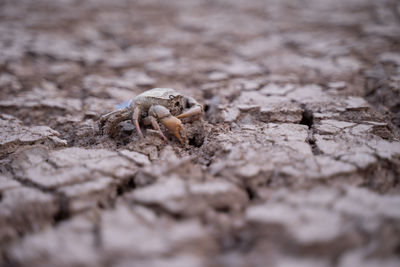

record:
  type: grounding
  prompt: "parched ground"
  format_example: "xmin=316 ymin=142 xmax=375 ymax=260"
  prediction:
xmin=1 ymin=0 xmax=400 ymax=266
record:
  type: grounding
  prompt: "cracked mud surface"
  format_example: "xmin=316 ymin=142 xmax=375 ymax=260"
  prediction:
xmin=1 ymin=0 xmax=400 ymax=266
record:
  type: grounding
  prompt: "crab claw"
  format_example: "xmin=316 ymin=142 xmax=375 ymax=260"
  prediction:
xmin=176 ymin=96 xmax=203 ymax=120
xmin=176 ymin=106 xmax=203 ymax=119
xmin=160 ymin=116 xmax=186 ymax=144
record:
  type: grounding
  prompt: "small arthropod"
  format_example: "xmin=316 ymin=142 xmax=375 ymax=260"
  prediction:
xmin=99 ymin=88 xmax=203 ymax=144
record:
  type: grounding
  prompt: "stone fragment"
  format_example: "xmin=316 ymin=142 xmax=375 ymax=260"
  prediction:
xmin=379 ymin=52 xmax=400 ymax=66
xmin=134 ymin=152 xmax=204 ymax=186
xmin=235 ymin=92 xmax=303 ymax=123
xmin=347 ymin=124 xmax=374 ymax=136
xmin=0 ymin=89 xmax=81 ymax=112
xmin=83 ymin=97 xmax=117 ymax=117
xmin=367 ymin=139 xmax=400 ymax=160
xmin=334 ymin=186 xmax=400 ymax=220
xmin=286 ymin=84 xmax=331 ymax=104
xmin=319 ymin=119 xmax=356 ymax=129
xmin=247 ymin=185 xmax=400 ymax=260
xmin=56 ymin=177 xmax=116 ymax=213
xmin=236 ymin=164 xmax=261 ymax=178
xmin=145 ymin=59 xmax=194 ymax=76
xmin=52 ymin=148 xmax=139 ymax=179
xmin=219 ymin=60 xmax=263 ymax=76
xmin=246 ymin=202 xmax=344 ymax=244
xmin=0 ymin=175 xmax=21 ymax=192
xmin=282 ymin=155 xmax=357 ymax=180
xmin=313 ymin=112 xmax=341 ymax=120
xmin=9 ymin=216 xmax=100 ymax=267
xmin=239 ymin=80 xmax=261 ymax=91
xmin=339 ymin=248 xmax=400 ymax=267
xmin=29 ymin=34 xmax=104 ymax=64
xmin=129 ymin=177 xmax=187 ymax=213
xmin=282 ymin=186 xmax=340 ymax=207
xmin=328 ymin=81 xmax=346 ymax=90
xmin=10 ymin=146 xmax=144 ymax=215
xmin=83 ymin=75 xmax=138 ymax=101
xmin=310 ymin=156 xmax=356 ymax=179
xmin=101 ymin=204 xmax=214 ymax=257
xmin=13 ymin=147 xmax=140 ymax=189
xmin=264 ymin=123 xmax=312 ymax=155
xmin=0 ymin=73 xmax=22 ymax=92
xmin=314 ymin=133 xmax=375 ymax=157
xmin=237 ymin=36 xmax=283 ymax=59
xmin=264 ymin=52 xmax=358 ymax=79
xmin=314 ymin=123 xmax=342 ymax=135
xmin=129 ymin=177 xmax=247 ymax=215
xmin=0 ymin=114 xmax=67 ymax=156
xmin=363 ymin=24 xmax=400 ymax=39
xmin=107 ymin=46 xmax=173 ymax=68
xmin=339 ymin=153 xmax=377 ymax=169
xmin=335 ymin=57 xmax=361 ymax=73
xmin=0 ymin=187 xmax=58 ymax=245
xmin=208 ymin=71 xmax=229 ymax=81
xmin=221 ymin=107 xmax=240 ymax=123
xmin=117 ymin=150 xmax=150 ymax=167
xmin=260 ymin=83 xmax=295 ymax=96
xmin=122 ymin=69 xmax=155 ymax=86
xmin=345 ymin=96 xmax=369 ymax=111
xmin=264 ymin=123 xmax=309 ymax=142
xmin=188 ymin=179 xmax=248 ymax=210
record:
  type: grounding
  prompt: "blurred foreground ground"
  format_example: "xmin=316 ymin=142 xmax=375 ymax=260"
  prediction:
xmin=1 ymin=0 xmax=400 ymax=266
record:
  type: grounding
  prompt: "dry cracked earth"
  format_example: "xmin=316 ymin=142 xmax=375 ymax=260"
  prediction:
xmin=1 ymin=0 xmax=400 ymax=266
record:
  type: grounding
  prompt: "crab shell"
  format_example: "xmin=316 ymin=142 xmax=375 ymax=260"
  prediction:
xmin=129 ymin=88 xmax=186 ymax=117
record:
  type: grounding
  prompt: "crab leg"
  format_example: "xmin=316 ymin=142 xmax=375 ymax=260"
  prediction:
xmin=100 ymin=108 xmax=131 ymax=136
xmin=143 ymin=116 xmax=169 ymax=142
xmin=100 ymin=108 xmax=124 ymax=124
xmin=176 ymin=96 xmax=203 ymax=119
xmin=132 ymin=106 xmax=144 ymax=139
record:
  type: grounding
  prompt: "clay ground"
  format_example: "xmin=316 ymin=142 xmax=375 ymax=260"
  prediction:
xmin=1 ymin=0 xmax=400 ymax=266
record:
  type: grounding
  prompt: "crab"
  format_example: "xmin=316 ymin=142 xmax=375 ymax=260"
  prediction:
xmin=99 ymin=88 xmax=203 ymax=144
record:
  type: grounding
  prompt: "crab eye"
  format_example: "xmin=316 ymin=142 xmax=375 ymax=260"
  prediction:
xmin=175 ymin=101 xmax=180 ymax=107
xmin=169 ymin=95 xmax=175 ymax=100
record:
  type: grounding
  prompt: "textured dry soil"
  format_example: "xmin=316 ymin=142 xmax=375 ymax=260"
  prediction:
xmin=1 ymin=0 xmax=400 ymax=266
